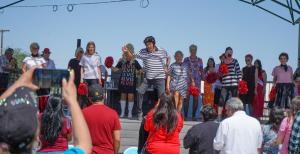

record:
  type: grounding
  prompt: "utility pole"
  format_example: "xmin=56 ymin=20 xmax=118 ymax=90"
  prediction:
xmin=0 ymin=29 xmax=10 ymax=55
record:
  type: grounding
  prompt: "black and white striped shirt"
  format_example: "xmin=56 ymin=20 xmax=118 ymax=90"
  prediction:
xmin=135 ymin=47 xmax=169 ymax=79
xmin=222 ymin=59 xmax=242 ymax=87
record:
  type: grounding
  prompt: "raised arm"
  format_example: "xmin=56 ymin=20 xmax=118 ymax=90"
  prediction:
xmin=62 ymin=70 xmax=92 ymax=154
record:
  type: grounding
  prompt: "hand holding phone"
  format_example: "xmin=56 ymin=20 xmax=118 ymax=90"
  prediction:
xmin=33 ymin=69 xmax=70 ymax=89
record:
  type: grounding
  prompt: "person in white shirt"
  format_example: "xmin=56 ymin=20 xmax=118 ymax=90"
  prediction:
xmin=22 ymin=42 xmax=46 ymax=73
xmin=213 ymin=97 xmax=263 ymax=154
xmin=79 ymin=41 xmax=102 ymax=86
xmin=42 ymin=48 xmax=56 ymax=69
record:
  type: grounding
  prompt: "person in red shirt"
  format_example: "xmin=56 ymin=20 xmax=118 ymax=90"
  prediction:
xmin=144 ymin=93 xmax=184 ymax=154
xmin=38 ymin=95 xmax=72 ymax=154
xmin=82 ymin=84 xmax=121 ymax=154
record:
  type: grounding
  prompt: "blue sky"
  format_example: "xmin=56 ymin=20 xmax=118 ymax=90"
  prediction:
xmin=0 ymin=0 xmax=298 ymax=79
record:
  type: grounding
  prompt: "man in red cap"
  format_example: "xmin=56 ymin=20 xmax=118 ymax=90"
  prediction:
xmin=42 ymin=48 xmax=56 ymax=69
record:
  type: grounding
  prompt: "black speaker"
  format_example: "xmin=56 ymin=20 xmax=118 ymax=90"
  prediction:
xmin=77 ymin=39 xmax=81 ymax=48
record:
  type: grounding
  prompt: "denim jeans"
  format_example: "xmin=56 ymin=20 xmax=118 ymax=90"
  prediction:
xmin=244 ymin=104 xmax=252 ymax=116
xmin=137 ymin=78 xmax=165 ymax=115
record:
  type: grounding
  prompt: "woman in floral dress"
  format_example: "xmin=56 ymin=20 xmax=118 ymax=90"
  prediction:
xmin=183 ymin=44 xmax=203 ymax=120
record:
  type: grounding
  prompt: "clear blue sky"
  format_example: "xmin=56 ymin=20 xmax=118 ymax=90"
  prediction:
xmin=0 ymin=0 xmax=298 ymax=79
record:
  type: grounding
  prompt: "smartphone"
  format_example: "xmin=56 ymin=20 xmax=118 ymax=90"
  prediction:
xmin=33 ymin=69 xmax=70 ymax=89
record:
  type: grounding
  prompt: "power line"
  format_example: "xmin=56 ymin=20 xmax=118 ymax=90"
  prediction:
xmin=0 ymin=0 xmax=25 ymax=10
xmin=0 ymin=0 xmax=149 ymax=12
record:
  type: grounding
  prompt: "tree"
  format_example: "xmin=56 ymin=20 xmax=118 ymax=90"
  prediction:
xmin=12 ymin=48 xmax=28 ymax=69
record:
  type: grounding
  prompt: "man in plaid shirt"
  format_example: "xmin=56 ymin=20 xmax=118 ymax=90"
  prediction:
xmin=288 ymin=110 xmax=300 ymax=153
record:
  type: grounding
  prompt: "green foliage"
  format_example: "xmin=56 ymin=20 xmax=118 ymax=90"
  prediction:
xmin=12 ymin=48 xmax=28 ymax=69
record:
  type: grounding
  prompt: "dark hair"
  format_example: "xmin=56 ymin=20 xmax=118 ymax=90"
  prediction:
xmin=205 ymin=57 xmax=215 ymax=72
xmin=144 ymin=36 xmax=156 ymax=45
xmin=279 ymin=52 xmax=289 ymax=61
xmin=174 ymin=50 xmax=184 ymax=58
xmin=219 ymin=53 xmax=225 ymax=60
xmin=153 ymin=93 xmax=178 ymax=134
xmin=5 ymin=48 xmax=14 ymax=54
xmin=254 ymin=59 xmax=262 ymax=72
xmin=189 ymin=44 xmax=197 ymax=52
xmin=245 ymin=54 xmax=253 ymax=60
xmin=225 ymin=47 xmax=232 ymax=52
xmin=201 ymin=105 xmax=217 ymax=121
xmin=268 ymin=107 xmax=285 ymax=132
xmin=41 ymin=95 xmax=64 ymax=144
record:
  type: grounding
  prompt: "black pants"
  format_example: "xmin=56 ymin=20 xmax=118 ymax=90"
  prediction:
xmin=214 ymin=88 xmax=222 ymax=105
xmin=84 ymin=79 xmax=99 ymax=86
xmin=275 ymin=83 xmax=294 ymax=108
xmin=138 ymin=117 xmax=149 ymax=154
xmin=219 ymin=86 xmax=238 ymax=107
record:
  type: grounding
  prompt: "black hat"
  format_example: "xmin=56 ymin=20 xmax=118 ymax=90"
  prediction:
xmin=0 ymin=87 xmax=38 ymax=153
xmin=88 ymin=84 xmax=104 ymax=101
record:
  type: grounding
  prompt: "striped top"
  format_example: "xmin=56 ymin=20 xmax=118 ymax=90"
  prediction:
xmin=168 ymin=62 xmax=189 ymax=97
xmin=135 ymin=47 xmax=169 ymax=79
xmin=169 ymin=62 xmax=189 ymax=80
xmin=221 ymin=59 xmax=242 ymax=87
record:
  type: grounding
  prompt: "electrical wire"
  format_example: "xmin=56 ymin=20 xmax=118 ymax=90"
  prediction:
xmin=0 ymin=0 xmax=25 ymax=10
xmin=5 ymin=0 xmax=149 ymax=8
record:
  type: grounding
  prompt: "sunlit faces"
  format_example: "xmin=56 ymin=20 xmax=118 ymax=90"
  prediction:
xmin=225 ymin=49 xmax=233 ymax=58
xmin=76 ymin=51 xmax=83 ymax=59
xmin=124 ymin=50 xmax=133 ymax=61
xmin=174 ymin=52 xmax=183 ymax=63
xmin=245 ymin=57 xmax=253 ymax=65
xmin=279 ymin=55 xmax=288 ymax=65
xmin=189 ymin=48 xmax=197 ymax=57
xmin=208 ymin=58 xmax=215 ymax=67
xmin=146 ymin=42 xmax=155 ymax=52
xmin=43 ymin=52 xmax=50 ymax=60
xmin=30 ymin=46 xmax=39 ymax=56
xmin=87 ymin=44 xmax=95 ymax=55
